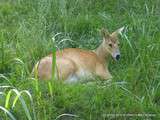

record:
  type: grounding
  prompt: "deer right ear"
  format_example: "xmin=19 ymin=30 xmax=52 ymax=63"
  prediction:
xmin=101 ymin=28 xmax=110 ymax=38
xmin=111 ymin=26 xmax=125 ymax=38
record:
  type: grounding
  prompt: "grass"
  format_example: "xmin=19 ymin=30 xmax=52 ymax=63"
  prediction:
xmin=0 ymin=0 xmax=160 ymax=119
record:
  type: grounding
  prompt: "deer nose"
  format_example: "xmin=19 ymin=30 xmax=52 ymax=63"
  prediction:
xmin=116 ymin=54 xmax=120 ymax=61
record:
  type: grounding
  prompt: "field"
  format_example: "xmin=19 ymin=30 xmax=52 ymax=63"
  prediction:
xmin=0 ymin=0 xmax=160 ymax=119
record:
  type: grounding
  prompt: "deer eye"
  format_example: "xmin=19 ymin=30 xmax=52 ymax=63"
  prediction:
xmin=109 ymin=43 xmax=112 ymax=47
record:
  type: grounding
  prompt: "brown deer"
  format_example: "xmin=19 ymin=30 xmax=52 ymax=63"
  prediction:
xmin=32 ymin=27 xmax=124 ymax=82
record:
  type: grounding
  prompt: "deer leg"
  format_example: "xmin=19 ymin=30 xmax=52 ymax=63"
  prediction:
xmin=96 ymin=64 xmax=112 ymax=80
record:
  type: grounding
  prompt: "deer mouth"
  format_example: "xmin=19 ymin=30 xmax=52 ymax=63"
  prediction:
xmin=115 ymin=54 xmax=120 ymax=61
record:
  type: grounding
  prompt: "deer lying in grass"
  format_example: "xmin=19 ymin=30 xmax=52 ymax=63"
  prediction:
xmin=33 ymin=27 xmax=124 ymax=82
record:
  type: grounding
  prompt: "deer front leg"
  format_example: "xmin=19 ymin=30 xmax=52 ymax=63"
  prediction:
xmin=96 ymin=64 xmax=112 ymax=80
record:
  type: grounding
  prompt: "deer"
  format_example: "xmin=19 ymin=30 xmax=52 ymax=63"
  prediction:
xmin=32 ymin=27 xmax=124 ymax=83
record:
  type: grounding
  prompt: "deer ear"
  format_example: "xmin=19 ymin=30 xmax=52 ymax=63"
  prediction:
xmin=111 ymin=26 xmax=124 ymax=38
xmin=101 ymin=28 xmax=110 ymax=38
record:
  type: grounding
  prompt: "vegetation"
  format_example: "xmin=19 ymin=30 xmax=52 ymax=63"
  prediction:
xmin=0 ymin=0 xmax=160 ymax=119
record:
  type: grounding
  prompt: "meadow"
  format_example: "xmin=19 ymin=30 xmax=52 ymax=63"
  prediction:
xmin=0 ymin=0 xmax=160 ymax=119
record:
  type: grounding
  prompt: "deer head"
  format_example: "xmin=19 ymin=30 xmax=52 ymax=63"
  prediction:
xmin=101 ymin=27 xmax=124 ymax=61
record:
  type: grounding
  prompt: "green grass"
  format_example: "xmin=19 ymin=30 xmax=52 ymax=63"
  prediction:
xmin=0 ymin=0 xmax=160 ymax=119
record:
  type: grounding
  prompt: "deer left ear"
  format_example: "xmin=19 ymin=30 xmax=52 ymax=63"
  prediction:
xmin=101 ymin=28 xmax=110 ymax=38
xmin=111 ymin=26 xmax=125 ymax=38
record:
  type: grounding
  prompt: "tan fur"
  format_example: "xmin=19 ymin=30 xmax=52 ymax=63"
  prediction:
xmin=33 ymin=27 xmax=124 ymax=82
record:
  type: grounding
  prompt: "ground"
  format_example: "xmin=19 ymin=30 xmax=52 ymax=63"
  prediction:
xmin=0 ymin=0 xmax=160 ymax=119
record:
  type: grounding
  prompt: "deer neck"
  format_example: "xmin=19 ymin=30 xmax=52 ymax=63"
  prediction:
xmin=95 ymin=40 xmax=110 ymax=67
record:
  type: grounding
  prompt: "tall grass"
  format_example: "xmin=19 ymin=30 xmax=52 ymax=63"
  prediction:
xmin=0 ymin=0 xmax=160 ymax=119
xmin=0 ymin=86 xmax=36 ymax=120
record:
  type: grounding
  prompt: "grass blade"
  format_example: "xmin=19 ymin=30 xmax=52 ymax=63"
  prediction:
xmin=0 ymin=106 xmax=17 ymax=120
xmin=12 ymin=90 xmax=37 ymax=120
xmin=4 ymin=89 xmax=33 ymax=120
